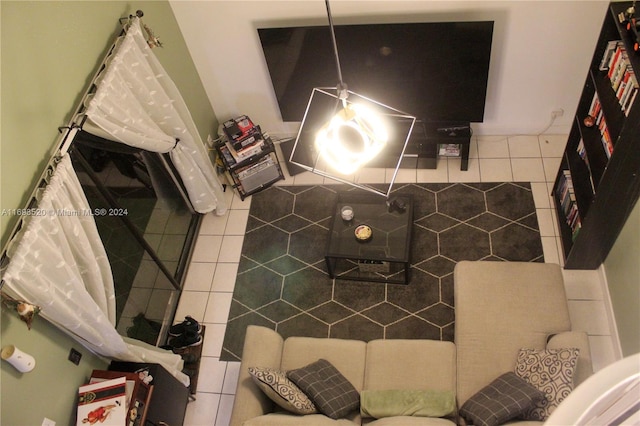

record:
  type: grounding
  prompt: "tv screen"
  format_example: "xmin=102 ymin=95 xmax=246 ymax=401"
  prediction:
xmin=258 ymin=21 xmax=494 ymax=123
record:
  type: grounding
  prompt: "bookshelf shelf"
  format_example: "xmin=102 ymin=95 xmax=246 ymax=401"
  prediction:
xmin=553 ymin=1 xmax=640 ymax=268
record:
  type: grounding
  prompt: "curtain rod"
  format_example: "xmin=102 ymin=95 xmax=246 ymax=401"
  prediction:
xmin=0 ymin=12 xmax=154 ymax=287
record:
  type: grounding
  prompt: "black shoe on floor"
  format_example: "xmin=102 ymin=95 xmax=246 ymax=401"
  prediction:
xmin=169 ymin=316 xmax=202 ymax=337
xmin=170 ymin=330 xmax=203 ymax=350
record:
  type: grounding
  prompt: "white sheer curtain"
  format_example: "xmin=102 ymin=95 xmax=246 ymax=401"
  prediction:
xmin=2 ymin=155 xmax=189 ymax=386
xmin=84 ymin=17 xmax=226 ymax=215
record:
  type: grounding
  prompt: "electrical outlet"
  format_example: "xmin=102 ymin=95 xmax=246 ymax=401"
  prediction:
xmin=207 ymin=134 xmax=214 ymax=148
xmin=42 ymin=418 xmax=56 ymax=426
xmin=551 ymin=108 xmax=564 ymax=119
xmin=68 ymin=348 xmax=82 ymax=365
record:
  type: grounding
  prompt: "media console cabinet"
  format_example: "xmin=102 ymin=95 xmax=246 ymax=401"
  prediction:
xmin=279 ymin=120 xmax=472 ymax=174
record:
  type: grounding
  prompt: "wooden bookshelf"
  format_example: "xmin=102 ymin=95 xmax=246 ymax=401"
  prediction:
xmin=552 ymin=1 xmax=640 ymax=269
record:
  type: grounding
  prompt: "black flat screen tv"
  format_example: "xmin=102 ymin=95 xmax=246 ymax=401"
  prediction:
xmin=258 ymin=21 xmax=494 ymax=124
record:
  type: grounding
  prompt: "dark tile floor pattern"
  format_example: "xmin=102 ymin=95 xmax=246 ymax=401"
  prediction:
xmin=221 ymin=183 xmax=544 ymax=361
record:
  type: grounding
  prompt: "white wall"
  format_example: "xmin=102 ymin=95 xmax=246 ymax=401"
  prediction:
xmin=170 ymin=0 xmax=608 ymax=137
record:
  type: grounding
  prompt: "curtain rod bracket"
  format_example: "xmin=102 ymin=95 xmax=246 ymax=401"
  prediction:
xmin=119 ymin=10 xmax=144 ymax=26
xmin=118 ymin=11 xmax=162 ymax=48
xmin=57 ymin=123 xmax=82 ymax=134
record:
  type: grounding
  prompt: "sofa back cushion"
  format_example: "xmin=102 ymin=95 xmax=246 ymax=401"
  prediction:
xmin=454 ymin=261 xmax=572 ymax=405
xmin=364 ymin=339 xmax=456 ymax=393
xmin=281 ymin=336 xmax=367 ymax=392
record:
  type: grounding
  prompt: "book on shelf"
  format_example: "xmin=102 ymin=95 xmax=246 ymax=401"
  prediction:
xmin=607 ymin=46 xmax=621 ymax=78
xmin=588 ymin=91 xmax=615 ymax=158
xmin=600 ymin=40 xmax=639 ymax=113
xmin=624 ymin=89 xmax=638 ymax=116
xmin=610 ymin=49 xmax=629 ymax=87
xmin=599 ymin=119 xmax=614 ymax=158
xmin=571 ymin=217 xmax=582 ymax=241
xmin=576 ymin=139 xmax=596 ymax=193
xmin=600 ymin=40 xmax=622 ymax=71
xmin=588 ymin=92 xmax=602 ymax=119
xmin=615 ymin=68 xmax=632 ymax=111
xmin=607 ymin=42 xmax=624 ymax=77
xmin=77 ymin=377 xmax=127 ymax=426
xmin=556 ymin=170 xmax=582 ymax=238
xmin=576 ymin=138 xmax=587 ymax=162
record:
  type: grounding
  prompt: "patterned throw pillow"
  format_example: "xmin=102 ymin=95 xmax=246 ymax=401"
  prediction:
xmin=248 ymin=367 xmax=318 ymax=415
xmin=460 ymin=372 xmax=546 ymax=426
xmin=515 ymin=348 xmax=579 ymax=421
xmin=287 ymin=359 xmax=360 ymax=419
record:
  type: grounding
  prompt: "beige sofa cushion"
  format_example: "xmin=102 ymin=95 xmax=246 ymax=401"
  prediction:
xmin=454 ymin=261 xmax=572 ymax=405
xmin=364 ymin=339 xmax=456 ymax=393
xmin=244 ymin=413 xmax=358 ymax=425
xmin=365 ymin=416 xmax=457 ymax=425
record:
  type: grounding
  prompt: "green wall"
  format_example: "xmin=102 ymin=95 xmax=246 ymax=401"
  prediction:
xmin=0 ymin=1 xmax=216 ymax=424
xmin=0 ymin=0 xmax=217 ymax=247
xmin=604 ymin=200 xmax=640 ymax=357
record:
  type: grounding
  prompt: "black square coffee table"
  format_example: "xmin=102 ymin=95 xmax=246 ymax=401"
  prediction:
xmin=325 ymin=192 xmax=413 ymax=284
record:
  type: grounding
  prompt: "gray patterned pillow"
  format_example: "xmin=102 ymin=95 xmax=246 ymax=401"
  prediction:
xmin=515 ymin=348 xmax=579 ymax=420
xmin=460 ymin=372 xmax=545 ymax=426
xmin=287 ymin=359 xmax=360 ymax=419
xmin=248 ymin=367 xmax=318 ymax=415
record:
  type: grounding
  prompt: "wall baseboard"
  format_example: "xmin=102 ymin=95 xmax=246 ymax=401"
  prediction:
xmin=598 ymin=264 xmax=624 ymax=362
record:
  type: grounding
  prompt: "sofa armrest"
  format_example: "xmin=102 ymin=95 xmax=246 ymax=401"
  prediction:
xmin=454 ymin=261 xmax=572 ymax=405
xmin=547 ymin=331 xmax=593 ymax=387
xmin=229 ymin=326 xmax=284 ymax=426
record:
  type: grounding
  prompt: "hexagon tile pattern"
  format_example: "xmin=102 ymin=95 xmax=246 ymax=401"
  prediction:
xmin=221 ymin=183 xmax=543 ymax=361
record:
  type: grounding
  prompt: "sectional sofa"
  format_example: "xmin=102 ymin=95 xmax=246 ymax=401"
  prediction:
xmin=229 ymin=261 xmax=593 ymax=425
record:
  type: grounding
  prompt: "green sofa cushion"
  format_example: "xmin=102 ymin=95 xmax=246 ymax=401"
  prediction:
xmin=360 ymin=389 xmax=456 ymax=419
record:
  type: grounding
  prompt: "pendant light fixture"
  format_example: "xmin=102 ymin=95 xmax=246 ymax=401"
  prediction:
xmin=289 ymin=0 xmax=417 ymax=198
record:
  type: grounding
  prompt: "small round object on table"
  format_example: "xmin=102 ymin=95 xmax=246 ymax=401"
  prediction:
xmin=354 ymin=224 xmax=372 ymax=242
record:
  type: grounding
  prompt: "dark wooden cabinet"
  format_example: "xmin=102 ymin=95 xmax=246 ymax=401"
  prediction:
xmin=109 ymin=362 xmax=190 ymax=426
xmin=553 ymin=1 xmax=640 ymax=269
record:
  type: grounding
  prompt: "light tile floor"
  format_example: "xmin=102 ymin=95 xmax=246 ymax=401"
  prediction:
xmin=180 ymin=134 xmax=621 ymax=425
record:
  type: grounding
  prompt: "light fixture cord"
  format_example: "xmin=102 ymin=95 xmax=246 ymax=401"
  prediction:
xmin=325 ymin=0 xmax=347 ymax=99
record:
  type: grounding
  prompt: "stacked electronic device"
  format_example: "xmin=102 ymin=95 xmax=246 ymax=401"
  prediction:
xmin=216 ymin=115 xmax=284 ymax=199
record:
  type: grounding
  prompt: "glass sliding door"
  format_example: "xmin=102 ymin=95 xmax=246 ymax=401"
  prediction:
xmin=70 ymin=131 xmax=201 ymax=345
